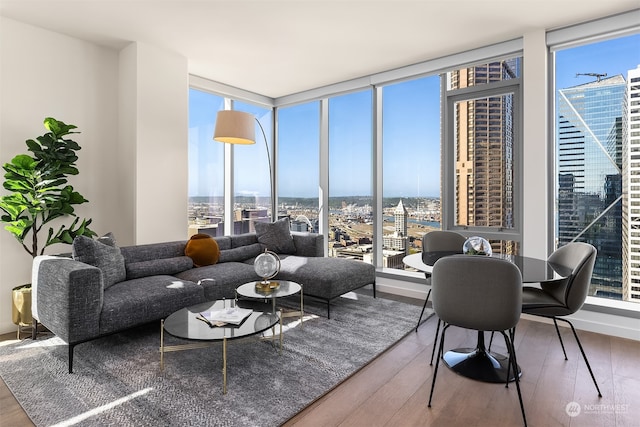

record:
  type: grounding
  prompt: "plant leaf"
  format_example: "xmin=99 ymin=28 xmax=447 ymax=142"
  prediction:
xmin=1 ymin=117 xmax=92 ymax=257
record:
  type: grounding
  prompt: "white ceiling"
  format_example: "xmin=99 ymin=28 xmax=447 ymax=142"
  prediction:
xmin=1 ymin=0 xmax=638 ymax=98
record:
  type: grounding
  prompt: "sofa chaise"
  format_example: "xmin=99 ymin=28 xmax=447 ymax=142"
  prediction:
xmin=32 ymin=222 xmax=376 ymax=373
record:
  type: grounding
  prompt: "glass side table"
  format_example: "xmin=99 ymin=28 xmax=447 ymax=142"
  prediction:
xmin=235 ymin=280 xmax=304 ymax=328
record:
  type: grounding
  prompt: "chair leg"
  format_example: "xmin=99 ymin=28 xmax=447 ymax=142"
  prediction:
xmin=503 ymin=328 xmax=520 ymax=388
xmin=68 ymin=344 xmax=75 ymax=374
xmin=32 ymin=319 xmax=39 ymax=340
xmin=428 ymin=324 xmax=449 ymax=407
xmin=416 ymin=289 xmax=431 ymax=332
xmin=552 ymin=318 xmax=568 ymax=360
xmin=503 ymin=330 xmax=512 ymax=388
xmin=502 ymin=329 xmax=527 ymax=427
xmin=556 ymin=318 xmax=602 ymax=397
xmin=429 ymin=318 xmax=441 ymax=365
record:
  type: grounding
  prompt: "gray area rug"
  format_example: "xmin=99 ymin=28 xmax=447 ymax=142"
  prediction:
xmin=0 ymin=293 xmax=429 ymax=427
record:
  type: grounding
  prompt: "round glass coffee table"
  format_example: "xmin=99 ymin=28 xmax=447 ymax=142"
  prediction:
xmin=236 ymin=280 xmax=304 ymax=327
xmin=161 ymin=299 xmax=280 ymax=394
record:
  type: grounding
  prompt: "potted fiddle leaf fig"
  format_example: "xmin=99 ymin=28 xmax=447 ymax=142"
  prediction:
xmin=0 ymin=117 xmax=96 ymax=331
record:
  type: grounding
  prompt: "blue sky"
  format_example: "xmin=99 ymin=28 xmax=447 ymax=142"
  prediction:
xmin=189 ymin=33 xmax=640 ymax=199
xmin=555 ymin=34 xmax=640 ymax=90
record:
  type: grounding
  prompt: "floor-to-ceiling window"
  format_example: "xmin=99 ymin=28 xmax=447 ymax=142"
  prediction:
xmin=381 ymin=76 xmax=441 ymax=270
xmin=328 ymin=90 xmax=373 ymax=259
xmin=188 ymin=89 xmax=225 ymax=236
xmin=277 ymin=102 xmax=320 ymax=232
xmin=444 ymin=57 xmax=522 ymax=254
xmin=232 ymin=102 xmax=273 ymax=234
xmin=187 ymin=11 xmax=639 ymax=335
xmin=189 ymin=59 xmax=522 ymax=265
xmin=552 ymin=32 xmax=640 ymax=303
xmin=188 ymin=86 xmax=273 ymax=237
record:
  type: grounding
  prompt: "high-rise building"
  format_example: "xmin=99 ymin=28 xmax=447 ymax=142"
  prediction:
xmin=623 ymin=65 xmax=640 ymax=303
xmin=451 ymin=60 xmax=517 ymax=254
xmin=557 ymin=74 xmax=626 ymax=299
xmin=383 ymin=200 xmax=408 ymax=252
xmin=394 ymin=199 xmax=408 ymax=237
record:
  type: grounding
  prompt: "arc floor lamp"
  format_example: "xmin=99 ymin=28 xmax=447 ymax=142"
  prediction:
xmin=213 ymin=110 xmax=274 ymax=222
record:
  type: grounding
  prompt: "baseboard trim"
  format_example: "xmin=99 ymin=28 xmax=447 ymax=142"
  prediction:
xmin=377 ymin=275 xmax=640 ymax=342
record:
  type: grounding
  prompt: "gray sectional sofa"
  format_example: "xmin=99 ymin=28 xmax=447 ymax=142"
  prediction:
xmin=31 ymin=229 xmax=376 ymax=373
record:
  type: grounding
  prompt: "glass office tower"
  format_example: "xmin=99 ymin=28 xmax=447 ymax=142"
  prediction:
xmin=556 ymin=75 xmax=626 ymax=299
xmin=623 ymin=65 xmax=640 ymax=303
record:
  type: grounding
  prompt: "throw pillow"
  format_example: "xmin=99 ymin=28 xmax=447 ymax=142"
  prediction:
xmin=125 ymin=256 xmax=194 ymax=280
xmin=72 ymin=233 xmax=126 ymax=289
xmin=97 ymin=232 xmax=117 ymax=247
xmin=218 ymin=243 xmax=263 ymax=263
xmin=185 ymin=234 xmax=220 ymax=267
xmin=254 ymin=217 xmax=296 ymax=254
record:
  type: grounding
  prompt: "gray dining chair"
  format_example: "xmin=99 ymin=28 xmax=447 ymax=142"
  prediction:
xmin=521 ymin=241 xmax=602 ymax=397
xmin=417 ymin=230 xmax=466 ymax=366
xmin=428 ymin=255 xmax=527 ymax=427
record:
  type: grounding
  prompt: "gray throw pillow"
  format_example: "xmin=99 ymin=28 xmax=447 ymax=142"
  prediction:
xmin=126 ymin=256 xmax=194 ymax=280
xmin=72 ymin=233 xmax=126 ymax=289
xmin=254 ymin=218 xmax=296 ymax=254
xmin=97 ymin=232 xmax=117 ymax=247
xmin=218 ymin=243 xmax=263 ymax=263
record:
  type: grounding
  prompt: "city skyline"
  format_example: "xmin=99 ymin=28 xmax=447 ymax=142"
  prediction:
xmin=188 ymin=33 xmax=640 ymax=303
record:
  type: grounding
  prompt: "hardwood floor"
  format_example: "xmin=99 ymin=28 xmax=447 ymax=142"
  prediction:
xmin=1 ymin=294 xmax=639 ymax=427
xmin=283 ymin=310 xmax=640 ymax=427
xmin=0 ymin=331 xmax=35 ymax=427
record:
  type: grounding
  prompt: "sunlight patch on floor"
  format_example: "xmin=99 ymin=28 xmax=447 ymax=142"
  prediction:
xmin=15 ymin=337 xmax=65 ymax=349
xmin=340 ymin=291 xmax=359 ymax=300
xmin=261 ymin=314 xmax=319 ymax=337
xmin=0 ymin=339 xmax=21 ymax=348
xmin=49 ymin=387 xmax=154 ymax=427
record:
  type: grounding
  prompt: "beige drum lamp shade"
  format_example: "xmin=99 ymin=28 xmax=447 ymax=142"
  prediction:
xmin=213 ymin=110 xmax=256 ymax=145
xmin=212 ymin=108 xmax=275 ymax=222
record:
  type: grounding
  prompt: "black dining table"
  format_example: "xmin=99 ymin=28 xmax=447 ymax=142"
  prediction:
xmin=402 ymin=252 xmax=572 ymax=383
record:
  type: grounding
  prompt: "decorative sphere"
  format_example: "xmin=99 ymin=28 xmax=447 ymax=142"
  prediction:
xmin=463 ymin=236 xmax=492 ymax=256
xmin=254 ymin=250 xmax=280 ymax=280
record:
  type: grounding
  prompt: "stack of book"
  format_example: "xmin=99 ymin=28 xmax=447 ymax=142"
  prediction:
xmin=196 ymin=307 xmax=253 ymax=327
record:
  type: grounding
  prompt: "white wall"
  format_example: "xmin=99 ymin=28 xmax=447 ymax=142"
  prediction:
xmin=0 ymin=17 xmax=120 ymax=334
xmin=522 ymin=30 xmax=550 ymax=260
xmin=0 ymin=18 xmax=189 ymax=334
xmin=119 ymin=42 xmax=189 ymax=245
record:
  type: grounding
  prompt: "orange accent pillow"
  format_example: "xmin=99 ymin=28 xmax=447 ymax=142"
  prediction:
xmin=185 ymin=234 xmax=220 ymax=267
